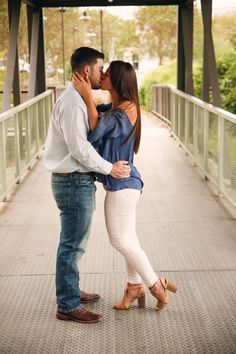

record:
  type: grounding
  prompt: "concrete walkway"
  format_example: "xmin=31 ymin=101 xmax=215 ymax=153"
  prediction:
xmin=0 ymin=112 xmax=236 ymax=354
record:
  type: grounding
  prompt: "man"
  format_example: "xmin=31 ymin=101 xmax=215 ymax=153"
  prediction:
xmin=44 ymin=47 xmax=130 ymax=324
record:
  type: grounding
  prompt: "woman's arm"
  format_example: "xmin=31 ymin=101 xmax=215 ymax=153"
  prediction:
xmin=72 ymin=73 xmax=99 ymax=130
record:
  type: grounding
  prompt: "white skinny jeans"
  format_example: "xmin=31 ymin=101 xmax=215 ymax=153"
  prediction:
xmin=104 ymin=189 xmax=157 ymax=287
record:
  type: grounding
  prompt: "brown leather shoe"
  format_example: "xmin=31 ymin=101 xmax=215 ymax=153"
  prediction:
xmin=80 ymin=290 xmax=101 ymax=304
xmin=56 ymin=307 xmax=102 ymax=323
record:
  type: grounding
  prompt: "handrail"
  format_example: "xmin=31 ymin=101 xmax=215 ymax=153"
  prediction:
xmin=0 ymin=90 xmax=53 ymax=121
xmin=0 ymin=90 xmax=54 ymax=202
xmin=152 ymin=84 xmax=236 ymax=208
xmin=171 ymin=86 xmax=236 ymax=122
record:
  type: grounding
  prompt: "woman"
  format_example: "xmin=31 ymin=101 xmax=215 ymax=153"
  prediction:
xmin=72 ymin=60 xmax=177 ymax=311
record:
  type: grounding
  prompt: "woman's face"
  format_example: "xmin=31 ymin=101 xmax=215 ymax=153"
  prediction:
xmin=100 ymin=67 xmax=113 ymax=91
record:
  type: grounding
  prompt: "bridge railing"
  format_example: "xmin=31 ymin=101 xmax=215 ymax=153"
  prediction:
xmin=0 ymin=90 xmax=53 ymax=202
xmin=152 ymin=84 xmax=236 ymax=208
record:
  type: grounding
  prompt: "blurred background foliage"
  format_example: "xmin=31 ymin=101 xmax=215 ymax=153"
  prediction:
xmin=0 ymin=2 xmax=235 ymax=113
xmin=138 ymin=6 xmax=236 ymax=113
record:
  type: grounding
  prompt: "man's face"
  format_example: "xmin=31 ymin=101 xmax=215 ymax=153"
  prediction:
xmin=88 ymin=58 xmax=104 ymax=89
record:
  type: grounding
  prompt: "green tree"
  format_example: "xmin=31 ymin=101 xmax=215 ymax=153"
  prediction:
xmin=139 ymin=60 xmax=176 ymax=110
xmin=193 ymin=6 xmax=203 ymax=63
xmin=217 ymin=51 xmax=236 ymax=114
xmin=0 ymin=0 xmax=9 ymax=58
xmin=212 ymin=14 xmax=236 ymax=54
xmin=43 ymin=8 xmax=139 ymax=80
xmin=190 ymin=51 xmax=236 ymax=114
xmin=136 ymin=6 xmax=177 ymax=65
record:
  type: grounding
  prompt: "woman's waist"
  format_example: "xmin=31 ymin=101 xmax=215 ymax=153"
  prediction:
xmin=96 ymin=173 xmax=143 ymax=189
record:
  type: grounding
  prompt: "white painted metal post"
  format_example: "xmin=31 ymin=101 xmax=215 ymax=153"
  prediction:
xmin=0 ymin=121 xmax=7 ymax=200
xmin=218 ymin=115 xmax=224 ymax=195
xmin=178 ymin=95 xmax=181 ymax=140
xmin=15 ymin=112 xmax=21 ymax=181
xmin=185 ymin=99 xmax=188 ymax=148
xmin=193 ymin=104 xmax=197 ymax=166
xmin=35 ymin=103 xmax=40 ymax=158
xmin=203 ymin=109 xmax=209 ymax=177
xmin=27 ymin=107 xmax=32 ymax=166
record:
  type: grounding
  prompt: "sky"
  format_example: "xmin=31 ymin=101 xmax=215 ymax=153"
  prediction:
xmin=106 ymin=1 xmax=236 ymax=19
xmin=196 ymin=0 xmax=236 ymax=14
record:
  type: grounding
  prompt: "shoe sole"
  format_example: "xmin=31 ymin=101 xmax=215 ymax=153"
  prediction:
xmin=56 ymin=313 xmax=102 ymax=323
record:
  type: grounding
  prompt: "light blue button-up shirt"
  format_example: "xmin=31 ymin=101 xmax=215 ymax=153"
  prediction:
xmin=43 ymin=83 xmax=112 ymax=175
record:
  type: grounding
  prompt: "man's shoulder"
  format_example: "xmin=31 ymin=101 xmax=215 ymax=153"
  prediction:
xmin=54 ymin=86 xmax=85 ymax=114
xmin=61 ymin=85 xmax=83 ymax=105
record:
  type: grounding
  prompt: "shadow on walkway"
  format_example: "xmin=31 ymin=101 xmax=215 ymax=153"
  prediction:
xmin=0 ymin=112 xmax=235 ymax=353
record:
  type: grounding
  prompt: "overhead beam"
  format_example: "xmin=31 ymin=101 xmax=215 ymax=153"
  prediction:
xmin=22 ymin=0 xmax=190 ymax=7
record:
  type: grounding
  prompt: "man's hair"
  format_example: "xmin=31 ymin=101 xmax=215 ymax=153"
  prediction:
xmin=70 ymin=47 xmax=104 ymax=72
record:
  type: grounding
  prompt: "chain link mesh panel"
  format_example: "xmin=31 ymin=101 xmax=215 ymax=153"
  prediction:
xmin=186 ymin=100 xmax=194 ymax=155
xmin=5 ymin=116 xmax=17 ymax=187
xmin=152 ymin=85 xmax=236 ymax=208
xmin=223 ymin=120 xmax=236 ymax=204
xmin=195 ymin=106 xmax=204 ymax=166
xmin=38 ymin=99 xmax=45 ymax=147
xmin=18 ymin=109 xmax=29 ymax=171
xmin=179 ymin=96 xmax=185 ymax=143
xmin=0 ymin=91 xmax=53 ymax=202
xmin=207 ymin=112 xmax=218 ymax=182
xmin=28 ymin=103 xmax=38 ymax=159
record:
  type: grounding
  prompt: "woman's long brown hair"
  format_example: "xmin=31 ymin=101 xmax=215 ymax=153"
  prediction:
xmin=109 ymin=60 xmax=141 ymax=153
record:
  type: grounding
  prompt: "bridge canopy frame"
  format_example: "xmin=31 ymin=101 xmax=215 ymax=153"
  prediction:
xmin=2 ymin=0 xmax=221 ymax=111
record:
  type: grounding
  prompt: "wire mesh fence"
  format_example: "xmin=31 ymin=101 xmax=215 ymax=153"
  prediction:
xmin=152 ymin=84 xmax=236 ymax=208
xmin=0 ymin=90 xmax=53 ymax=202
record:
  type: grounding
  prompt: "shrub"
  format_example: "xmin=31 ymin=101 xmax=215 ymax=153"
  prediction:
xmin=141 ymin=51 xmax=236 ymax=115
xmin=217 ymin=51 xmax=236 ymax=114
xmin=139 ymin=61 xmax=176 ymax=111
xmin=192 ymin=51 xmax=236 ymax=114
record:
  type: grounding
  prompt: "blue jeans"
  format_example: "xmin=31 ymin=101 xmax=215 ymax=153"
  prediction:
xmin=51 ymin=172 xmax=96 ymax=313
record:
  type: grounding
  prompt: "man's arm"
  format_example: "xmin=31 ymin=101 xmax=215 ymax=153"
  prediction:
xmin=60 ymin=105 xmax=130 ymax=178
xmin=72 ymin=73 xmax=98 ymax=130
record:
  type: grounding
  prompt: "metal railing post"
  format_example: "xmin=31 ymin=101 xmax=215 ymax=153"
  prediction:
xmin=185 ymin=99 xmax=188 ymax=148
xmin=193 ymin=104 xmax=197 ymax=166
xmin=0 ymin=121 xmax=7 ymax=200
xmin=203 ymin=109 xmax=209 ymax=177
xmin=0 ymin=90 xmax=53 ymax=202
xmin=173 ymin=92 xmax=177 ymax=135
xmin=178 ymin=95 xmax=181 ymax=140
xmin=26 ymin=107 xmax=31 ymax=165
xmin=218 ymin=115 xmax=224 ymax=195
xmin=152 ymin=84 xmax=236 ymax=208
xmin=35 ymin=103 xmax=40 ymax=158
xmin=42 ymin=98 xmax=47 ymax=141
xmin=15 ymin=113 xmax=21 ymax=182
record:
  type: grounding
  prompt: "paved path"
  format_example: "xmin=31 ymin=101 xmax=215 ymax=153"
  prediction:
xmin=0 ymin=112 xmax=236 ymax=354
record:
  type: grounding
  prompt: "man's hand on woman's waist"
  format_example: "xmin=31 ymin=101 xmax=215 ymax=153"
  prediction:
xmin=110 ymin=161 xmax=130 ymax=179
